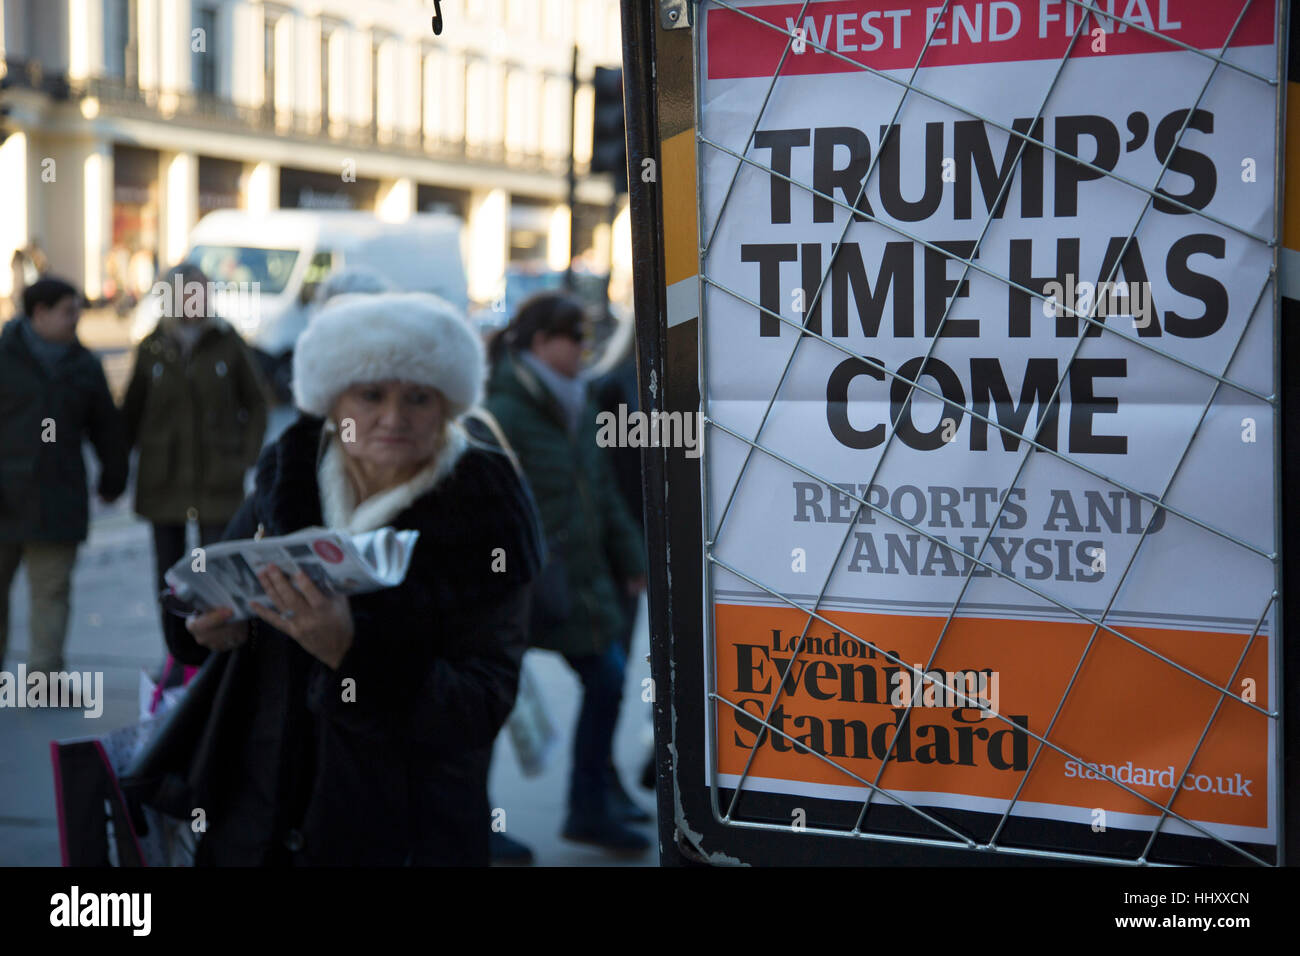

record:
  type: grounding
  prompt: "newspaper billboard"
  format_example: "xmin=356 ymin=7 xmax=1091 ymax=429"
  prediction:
xmin=700 ymin=0 xmax=1278 ymax=848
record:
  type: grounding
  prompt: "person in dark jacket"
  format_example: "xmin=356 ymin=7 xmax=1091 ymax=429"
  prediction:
xmin=0 ymin=277 xmax=128 ymax=672
xmin=485 ymin=292 xmax=649 ymax=854
xmin=123 ymin=264 xmax=271 ymax=656
xmin=590 ymin=333 xmax=657 ymax=795
xmin=165 ymin=292 xmax=541 ymax=866
xmin=591 ymin=342 xmax=645 ymax=536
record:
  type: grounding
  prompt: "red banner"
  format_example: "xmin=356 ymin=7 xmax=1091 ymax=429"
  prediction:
xmin=706 ymin=0 xmax=1276 ymax=78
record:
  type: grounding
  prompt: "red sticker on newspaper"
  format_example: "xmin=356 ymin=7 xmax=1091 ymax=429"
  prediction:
xmin=312 ymin=540 xmax=345 ymax=564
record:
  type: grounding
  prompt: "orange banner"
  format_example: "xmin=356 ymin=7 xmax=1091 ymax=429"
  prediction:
xmin=714 ymin=603 xmax=1270 ymax=831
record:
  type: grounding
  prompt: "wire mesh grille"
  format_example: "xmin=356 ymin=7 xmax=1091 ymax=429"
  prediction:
xmin=690 ymin=0 xmax=1282 ymax=865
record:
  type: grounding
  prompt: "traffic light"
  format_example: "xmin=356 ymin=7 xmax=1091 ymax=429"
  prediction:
xmin=0 ymin=69 xmax=11 ymax=145
xmin=590 ymin=66 xmax=626 ymax=194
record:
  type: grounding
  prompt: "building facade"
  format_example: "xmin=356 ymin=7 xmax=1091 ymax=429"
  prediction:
xmin=0 ymin=0 xmax=626 ymax=309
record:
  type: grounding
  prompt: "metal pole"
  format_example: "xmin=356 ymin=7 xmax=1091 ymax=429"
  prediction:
xmin=1278 ymin=0 xmax=1298 ymax=868
xmin=618 ymin=0 xmax=699 ymax=865
xmin=565 ymin=43 xmax=578 ymax=291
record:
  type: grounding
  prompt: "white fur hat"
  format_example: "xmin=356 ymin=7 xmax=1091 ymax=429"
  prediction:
xmin=292 ymin=292 xmax=484 ymax=419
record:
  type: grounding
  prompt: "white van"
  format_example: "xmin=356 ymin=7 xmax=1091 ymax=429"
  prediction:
xmin=129 ymin=209 xmax=468 ymax=392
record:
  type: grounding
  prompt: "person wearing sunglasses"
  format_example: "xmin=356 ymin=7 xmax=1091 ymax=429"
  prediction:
xmin=485 ymin=292 xmax=649 ymax=858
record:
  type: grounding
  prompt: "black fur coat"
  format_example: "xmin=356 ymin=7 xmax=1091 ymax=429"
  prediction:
xmin=163 ymin=413 xmax=541 ymax=866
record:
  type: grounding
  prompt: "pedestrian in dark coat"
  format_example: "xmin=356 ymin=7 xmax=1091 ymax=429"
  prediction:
xmin=484 ymin=292 xmax=649 ymax=855
xmin=591 ymin=337 xmax=657 ymax=797
xmin=484 ymin=309 xmax=646 ymax=660
xmin=164 ymin=292 xmax=541 ymax=865
xmin=122 ymin=264 xmax=271 ymax=652
xmin=0 ymin=277 xmax=128 ymax=671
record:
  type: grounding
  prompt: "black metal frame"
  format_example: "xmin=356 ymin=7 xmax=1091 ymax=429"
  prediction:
xmin=620 ymin=0 xmax=692 ymax=865
xmin=623 ymin=0 xmax=1298 ymax=866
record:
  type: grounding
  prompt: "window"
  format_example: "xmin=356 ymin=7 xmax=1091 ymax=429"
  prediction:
xmin=429 ymin=51 xmax=466 ymax=144
xmin=605 ymin=5 xmax=622 ymax=57
xmin=466 ymin=59 xmax=506 ymax=152
xmin=545 ymin=0 xmax=569 ymax=39
xmin=192 ymin=6 xmax=217 ymax=95
xmin=464 ymin=59 xmax=486 ymax=148
xmin=507 ymin=0 xmax=535 ymax=32
xmin=109 ymin=0 xmax=139 ymax=86
xmin=320 ymin=32 xmax=331 ymax=128
xmin=264 ymin=18 xmax=277 ymax=111
xmin=506 ymin=69 xmax=540 ymax=157
xmin=491 ymin=63 xmax=506 ymax=149
xmin=298 ymin=250 xmax=336 ymax=304
xmin=372 ymin=40 xmax=382 ymax=130
xmin=187 ymin=245 xmax=300 ymax=295
xmin=421 ymin=50 xmax=435 ymax=141
xmin=543 ymin=76 xmax=570 ymax=160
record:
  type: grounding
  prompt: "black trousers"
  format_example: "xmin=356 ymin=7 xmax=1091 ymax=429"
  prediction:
xmin=152 ymin=520 xmax=227 ymax=656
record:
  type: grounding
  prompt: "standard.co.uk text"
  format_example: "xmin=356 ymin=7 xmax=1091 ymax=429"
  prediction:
xmin=1064 ymin=759 xmax=1253 ymax=797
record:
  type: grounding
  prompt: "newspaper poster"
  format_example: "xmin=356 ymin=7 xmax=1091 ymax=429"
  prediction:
xmin=164 ymin=526 xmax=419 ymax=620
xmin=700 ymin=0 xmax=1278 ymax=845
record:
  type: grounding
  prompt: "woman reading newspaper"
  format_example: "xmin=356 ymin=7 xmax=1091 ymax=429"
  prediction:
xmin=161 ymin=292 xmax=542 ymax=866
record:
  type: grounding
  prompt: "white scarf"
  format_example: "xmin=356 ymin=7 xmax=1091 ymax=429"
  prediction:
xmin=317 ymin=423 xmax=468 ymax=534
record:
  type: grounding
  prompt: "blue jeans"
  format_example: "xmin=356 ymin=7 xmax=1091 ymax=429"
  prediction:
xmin=563 ymin=640 xmax=627 ymax=818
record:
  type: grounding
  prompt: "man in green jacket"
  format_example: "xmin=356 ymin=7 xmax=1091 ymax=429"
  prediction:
xmin=122 ymin=264 xmax=270 ymax=655
xmin=0 ymin=277 xmax=129 ymax=672
xmin=485 ymin=292 xmax=649 ymax=855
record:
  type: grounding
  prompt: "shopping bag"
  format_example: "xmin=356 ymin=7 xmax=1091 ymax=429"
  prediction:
xmin=51 ymin=666 xmax=201 ymax=867
xmin=504 ymin=654 xmax=559 ymax=777
xmin=50 ymin=738 xmax=147 ymax=866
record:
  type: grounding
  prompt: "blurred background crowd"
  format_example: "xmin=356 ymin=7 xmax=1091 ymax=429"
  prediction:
xmin=0 ymin=0 xmax=657 ymax=867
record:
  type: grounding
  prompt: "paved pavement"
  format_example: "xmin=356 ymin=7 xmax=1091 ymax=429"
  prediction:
xmin=0 ymin=314 xmax=659 ymax=866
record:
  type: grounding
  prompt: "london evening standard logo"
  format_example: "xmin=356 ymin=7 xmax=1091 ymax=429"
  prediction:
xmin=0 ymin=666 xmax=102 ymax=717
xmin=50 ymin=886 xmax=151 ymax=936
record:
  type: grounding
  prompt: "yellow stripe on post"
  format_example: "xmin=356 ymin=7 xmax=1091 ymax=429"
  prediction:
xmin=662 ymin=128 xmax=701 ymax=287
xmin=1285 ymin=82 xmax=1300 ymax=252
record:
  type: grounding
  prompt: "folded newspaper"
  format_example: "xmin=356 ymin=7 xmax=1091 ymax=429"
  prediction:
xmin=163 ymin=526 xmax=420 ymax=620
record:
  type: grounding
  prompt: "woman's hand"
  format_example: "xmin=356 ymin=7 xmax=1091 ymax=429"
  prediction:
xmin=186 ymin=606 xmax=250 ymax=652
xmin=250 ymin=564 xmax=355 ymax=670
